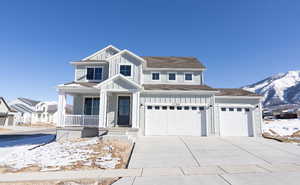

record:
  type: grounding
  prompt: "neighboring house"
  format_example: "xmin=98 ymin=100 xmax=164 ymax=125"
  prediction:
xmin=9 ymin=98 xmax=40 ymax=124
xmin=0 ymin=97 xmax=16 ymax=126
xmin=32 ymin=102 xmax=58 ymax=124
xmin=57 ymin=45 xmax=263 ymax=137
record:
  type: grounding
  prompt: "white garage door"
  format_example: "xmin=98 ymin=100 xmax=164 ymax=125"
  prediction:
xmin=219 ymin=107 xmax=252 ymax=136
xmin=145 ymin=105 xmax=206 ymax=136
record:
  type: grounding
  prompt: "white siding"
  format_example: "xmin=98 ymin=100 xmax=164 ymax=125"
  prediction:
xmin=143 ymin=71 xmax=203 ymax=85
xmin=108 ymin=53 xmax=142 ymax=84
xmin=87 ymin=47 xmax=118 ymax=60
xmin=75 ymin=63 xmax=109 ymax=82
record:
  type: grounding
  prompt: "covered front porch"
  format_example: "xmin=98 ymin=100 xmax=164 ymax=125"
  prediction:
xmin=57 ymin=75 xmax=141 ymax=129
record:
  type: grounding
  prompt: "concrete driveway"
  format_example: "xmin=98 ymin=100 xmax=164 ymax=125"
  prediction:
xmin=129 ymin=136 xmax=300 ymax=168
xmin=125 ymin=136 xmax=300 ymax=185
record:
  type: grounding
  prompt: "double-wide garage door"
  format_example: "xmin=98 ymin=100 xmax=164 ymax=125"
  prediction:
xmin=219 ymin=107 xmax=252 ymax=136
xmin=145 ymin=105 xmax=206 ymax=136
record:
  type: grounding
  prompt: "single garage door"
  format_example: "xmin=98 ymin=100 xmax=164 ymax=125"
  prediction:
xmin=219 ymin=107 xmax=252 ymax=136
xmin=145 ymin=105 xmax=206 ymax=136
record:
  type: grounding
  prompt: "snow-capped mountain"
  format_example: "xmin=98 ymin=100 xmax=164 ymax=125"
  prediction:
xmin=243 ymin=70 xmax=300 ymax=107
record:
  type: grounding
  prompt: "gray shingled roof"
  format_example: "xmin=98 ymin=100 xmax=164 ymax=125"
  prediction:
xmin=18 ymin=98 xmax=40 ymax=106
xmin=216 ymin=88 xmax=261 ymax=97
xmin=142 ymin=56 xmax=206 ymax=69
xmin=143 ymin=84 xmax=216 ymax=91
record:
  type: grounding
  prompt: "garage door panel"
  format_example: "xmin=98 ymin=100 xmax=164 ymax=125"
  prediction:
xmin=145 ymin=107 xmax=168 ymax=135
xmin=145 ymin=105 xmax=204 ymax=136
xmin=219 ymin=107 xmax=252 ymax=136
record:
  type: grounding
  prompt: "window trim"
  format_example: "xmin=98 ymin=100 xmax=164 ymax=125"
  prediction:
xmin=168 ymin=72 xmax=177 ymax=81
xmin=119 ymin=64 xmax=133 ymax=77
xmin=85 ymin=66 xmax=103 ymax=81
xmin=184 ymin=72 xmax=193 ymax=82
xmin=151 ymin=72 xmax=161 ymax=81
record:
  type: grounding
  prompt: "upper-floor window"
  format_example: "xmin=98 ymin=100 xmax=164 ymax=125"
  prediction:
xmin=168 ymin=72 xmax=176 ymax=81
xmin=152 ymin=72 xmax=160 ymax=81
xmin=184 ymin=73 xmax=193 ymax=81
xmin=119 ymin=64 xmax=132 ymax=77
xmin=86 ymin=67 xmax=102 ymax=81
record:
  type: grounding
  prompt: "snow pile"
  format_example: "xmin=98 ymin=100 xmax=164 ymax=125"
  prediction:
xmin=0 ymin=137 xmax=120 ymax=171
xmin=263 ymin=119 xmax=300 ymax=136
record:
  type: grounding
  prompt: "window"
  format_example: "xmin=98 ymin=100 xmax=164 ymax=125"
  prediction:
xmin=199 ymin=107 xmax=204 ymax=111
xmin=168 ymin=73 xmax=176 ymax=81
xmin=237 ymin=108 xmax=242 ymax=112
xmin=147 ymin=106 xmax=152 ymax=110
xmin=169 ymin=106 xmax=175 ymax=110
xmin=184 ymin=106 xmax=190 ymax=110
xmin=221 ymin=108 xmax=226 ymax=111
xmin=86 ymin=67 xmax=102 ymax=81
xmin=162 ymin=106 xmax=167 ymax=110
xmin=152 ymin=72 xmax=160 ymax=81
xmin=119 ymin=65 xmax=132 ymax=76
xmin=177 ymin=106 xmax=182 ymax=110
xmin=185 ymin=73 xmax=193 ymax=81
xmin=84 ymin=97 xmax=100 ymax=115
xmin=191 ymin=106 xmax=197 ymax=110
xmin=245 ymin=108 xmax=250 ymax=112
xmin=229 ymin=108 xmax=234 ymax=111
xmin=154 ymin=106 xmax=160 ymax=110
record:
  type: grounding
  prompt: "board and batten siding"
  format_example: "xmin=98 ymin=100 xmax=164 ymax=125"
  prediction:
xmin=139 ymin=93 xmax=215 ymax=136
xmin=214 ymin=97 xmax=262 ymax=137
xmin=88 ymin=48 xmax=119 ymax=60
xmin=75 ymin=63 xmax=109 ymax=82
xmin=107 ymin=53 xmax=142 ymax=84
xmin=143 ymin=71 xmax=203 ymax=85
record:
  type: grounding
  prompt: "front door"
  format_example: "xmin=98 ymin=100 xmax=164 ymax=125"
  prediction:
xmin=117 ymin=96 xmax=131 ymax=126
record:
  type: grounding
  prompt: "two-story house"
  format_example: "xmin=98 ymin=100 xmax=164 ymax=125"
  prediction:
xmin=57 ymin=45 xmax=263 ymax=137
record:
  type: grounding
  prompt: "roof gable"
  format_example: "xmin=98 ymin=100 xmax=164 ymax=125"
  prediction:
xmin=82 ymin=45 xmax=120 ymax=61
xmin=0 ymin=97 xmax=12 ymax=112
xmin=96 ymin=74 xmax=142 ymax=90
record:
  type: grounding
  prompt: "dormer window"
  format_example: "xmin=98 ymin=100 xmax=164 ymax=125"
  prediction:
xmin=168 ymin=72 xmax=176 ymax=81
xmin=86 ymin=67 xmax=102 ymax=81
xmin=152 ymin=72 xmax=160 ymax=81
xmin=119 ymin=64 xmax=132 ymax=77
xmin=184 ymin=73 xmax=193 ymax=81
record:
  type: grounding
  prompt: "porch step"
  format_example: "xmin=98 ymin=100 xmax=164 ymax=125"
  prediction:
xmin=99 ymin=127 xmax=139 ymax=136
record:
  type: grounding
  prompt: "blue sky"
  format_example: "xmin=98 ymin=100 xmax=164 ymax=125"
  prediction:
xmin=0 ymin=0 xmax=299 ymax=102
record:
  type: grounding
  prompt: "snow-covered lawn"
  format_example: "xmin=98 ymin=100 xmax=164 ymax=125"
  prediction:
xmin=263 ymin=118 xmax=300 ymax=136
xmin=0 ymin=137 xmax=132 ymax=173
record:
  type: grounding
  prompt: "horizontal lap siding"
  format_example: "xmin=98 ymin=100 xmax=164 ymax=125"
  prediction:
xmin=143 ymin=71 xmax=203 ymax=85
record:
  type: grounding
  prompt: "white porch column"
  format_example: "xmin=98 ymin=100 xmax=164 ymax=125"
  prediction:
xmin=99 ymin=90 xmax=107 ymax=128
xmin=131 ymin=91 xmax=140 ymax=128
xmin=57 ymin=90 xmax=66 ymax=127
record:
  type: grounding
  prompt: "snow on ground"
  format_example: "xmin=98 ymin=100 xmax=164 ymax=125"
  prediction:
xmin=263 ymin=118 xmax=300 ymax=136
xmin=0 ymin=137 xmax=120 ymax=171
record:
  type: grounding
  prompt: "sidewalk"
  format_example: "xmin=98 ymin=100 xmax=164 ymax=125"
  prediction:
xmin=1 ymin=164 xmax=300 ymax=183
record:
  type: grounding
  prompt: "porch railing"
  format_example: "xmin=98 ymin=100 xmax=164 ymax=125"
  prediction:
xmin=64 ymin=115 xmax=99 ymax=127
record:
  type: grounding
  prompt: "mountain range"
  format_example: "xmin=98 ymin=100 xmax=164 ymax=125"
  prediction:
xmin=242 ymin=70 xmax=300 ymax=109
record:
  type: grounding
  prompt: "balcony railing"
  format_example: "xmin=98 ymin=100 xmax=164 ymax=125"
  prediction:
xmin=64 ymin=115 xmax=99 ymax=127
